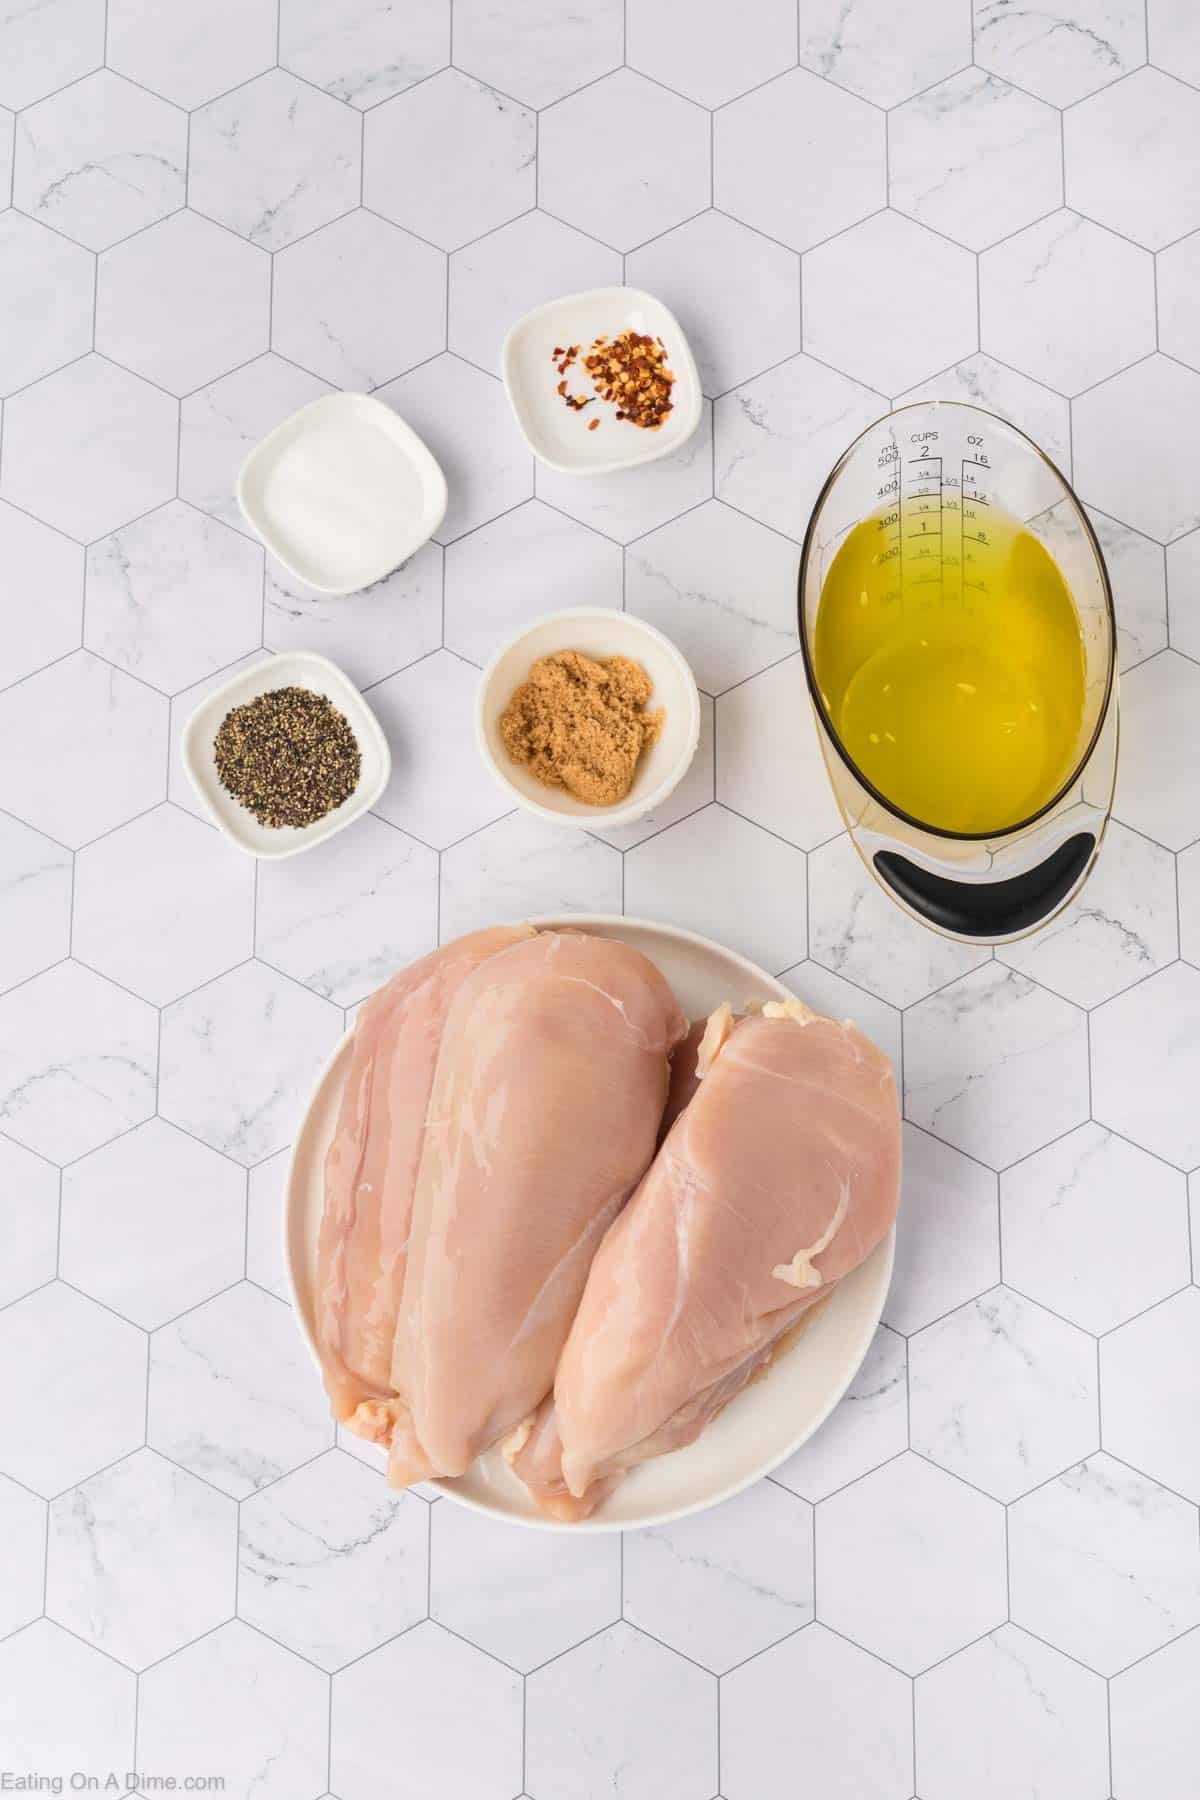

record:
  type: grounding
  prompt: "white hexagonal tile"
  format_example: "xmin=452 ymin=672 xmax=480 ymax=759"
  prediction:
xmin=0 ymin=1135 xmax=58 ymax=1308
xmin=715 ymin=657 xmax=841 ymax=847
xmin=168 ymin=651 xmax=274 ymax=820
xmin=1 ymin=358 xmax=177 ymax=543
xmin=0 ymin=812 xmax=70 ymax=992
xmin=891 ymin=69 xmax=1061 ymax=252
xmin=1183 ymin=843 xmax=1200 ymax=967
xmin=0 ymin=501 xmax=82 ymax=687
xmin=997 ymin=822 xmax=1177 ymax=1006
xmin=1009 ymin=1454 xmax=1200 ymax=1673
xmin=240 ymin=1450 xmax=427 ymax=1670
xmin=370 ymin=649 xmax=510 ymax=848
xmin=1066 ymin=68 xmax=1200 ymax=248
xmin=265 ymin=546 xmax=439 ymax=688
xmin=160 ymin=962 xmax=341 ymax=1166
xmin=625 ymin=1481 xmax=813 ymax=1673
xmin=781 ymin=960 xmax=903 ymax=1072
xmin=431 ymin=1501 xmax=619 ymax=1671
xmin=895 ymin=353 xmax=1071 ymax=474
xmin=13 ymin=70 xmax=184 ymax=251
xmin=73 ymin=806 xmax=253 ymax=1006
xmin=257 ymin=813 xmax=437 ymax=1007
xmin=885 ymin=1124 xmax=999 ymax=1336
xmin=0 ymin=1621 xmax=133 ymax=1779
xmin=800 ymin=0 xmax=970 ymax=104
xmin=1102 ymin=1290 xmax=1200 ymax=1502
xmin=1092 ymin=962 xmax=1200 ymax=1167
xmin=1157 ymin=230 xmax=1200 ymax=371
xmin=595 ymin=693 xmax=715 ymax=851
xmin=378 ymin=355 xmax=531 ymax=542
xmin=1003 ymin=1123 xmax=1189 ymax=1333
xmin=714 ymin=355 xmax=883 ymax=542
xmin=0 ymin=962 xmax=157 ymax=1162
xmin=975 ymin=0 xmax=1145 ymax=104
xmin=714 ymin=68 xmax=883 ymax=253
xmin=449 ymin=209 xmax=620 ymax=376
xmin=453 ymin=0 xmax=621 ymax=108
xmin=247 ymin=1148 xmax=290 ymax=1302
xmin=334 ymin=1622 xmax=522 ymax=1800
xmin=527 ymin=1622 xmax=716 ymax=1800
xmin=139 ymin=1621 xmax=328 ymax=1800
xmin=905 ymin=964 xmax=1089 ymax=1170
xmin=1075 ymin=359 xmax=1200 ymax=544
xmin=0 ymin=0 xmax=104 ymax=110
xmin=1113 ymin=653 xmax=1200 ymax=850
xmin=916 ymin=1625 xmax=1109 ymax=1800
xmin=180 ymin=354 xmax=334 ymax=537
xmin=0 ymin=1474 xmax=45 ymax=1637
xmin=365 ymin=70 xmax=534 ymax=253
xmin=817 ymin=1453 xmax=1006 ymax=1673
xmin=624 ymin=804 xmax=806 ymax=974
xmin=0 ymin=1283 xmax=145 ymax=1496
xmin=625 ymin=501 xmax=798 ymax=694
xmin=627 ymin=212 xmax=799 ymax=399
xmin=190 ymin=70 xmax=360 ymax=252
xmin=47 ymin=1448 xmax=235 ymax=1668
xmin=808 ymin=833 xmax=988 ymax=1009
xmin=107 ymin=0 xmax=276 ymax=109
xmin=628 ymin=0 xmax=794 ymax=106
xmin=980 ymin=212 xmax=1154 ymax=396
xmin=0 ymin=212 xmax=93 ymax=396
xmin=439 ymin=811 xmax=621 ymax=939
xmin=0 ymin=103 xmax=11 ymax=201
xmin=804 ymin=213 xmax=977 ymax=396
xmin=444 ymin=500 xmax=620 ymax=667
xmin=1167 ymin=528 xmax=1200 ymax=662
xmin=1085 ymin=506 xmax=1168 ymax=671
xmin=61 ymin=1119 xmax=245 ymax=1329
xmin=536 ymin=400 xmax=713 ymax=544
xmin=86 ymin=501 xmax=263 ymax=695
xmin=1111 ymin=1629 xmax=1200 ymax=1800
xmin=723 ymin=1623 xmax=912 ymax=1800
xmin=539 ymin=70 xmax=709 ymax=253
xmin=279 ymin=0 xmax=450 ymax=107
xmin=148 ymin=1282 xmax=333 ymax=1498
xmin=96 ymin=211 xmax=270 ymax=397
xmin=773 ymin=1325 xmax=907 ymax=1501
xmin=273 ymin=210 xmax=446 ymax=390
xmin=911 ymin=1287 xmax=1098 ymax=1501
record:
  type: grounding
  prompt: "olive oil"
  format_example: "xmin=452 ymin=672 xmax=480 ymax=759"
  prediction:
xmin=813 ymin=504 xmax=1086 ymax=835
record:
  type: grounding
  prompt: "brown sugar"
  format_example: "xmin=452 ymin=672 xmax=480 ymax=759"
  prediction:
xmin=499 ymin=649 xmax=664 ymax=807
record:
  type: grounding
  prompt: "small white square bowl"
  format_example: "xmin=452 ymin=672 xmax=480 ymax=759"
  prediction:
xmin=475 ymin=607 xmax=701 ymax=832
xmin=181 ymin=651 xmax=391 ymax=860
xmin=501 ymin=286 xmax=703 ymax=476
xmin=236 ymin=392 xmax=447 ymax=596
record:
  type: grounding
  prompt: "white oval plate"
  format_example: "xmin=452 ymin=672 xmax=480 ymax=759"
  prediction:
xmin=285 ymin=916 xmax=896 ymax=1531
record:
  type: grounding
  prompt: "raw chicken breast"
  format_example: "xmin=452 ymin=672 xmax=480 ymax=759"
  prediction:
xmin=514 ymin=999 xmax=901 ymax=1519
xmin=388 ymin=929 xmax=687 ymax=1486
xmin=315 ymin=924 xmax=532 ymax=1439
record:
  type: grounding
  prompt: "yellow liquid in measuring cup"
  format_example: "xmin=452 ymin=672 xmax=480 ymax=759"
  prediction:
xmin=813 ymin=503 xmax=1086 ymax=835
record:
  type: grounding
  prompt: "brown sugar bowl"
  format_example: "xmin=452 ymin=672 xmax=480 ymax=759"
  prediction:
xmin=475 ymin=608 xmax=702 ymax=831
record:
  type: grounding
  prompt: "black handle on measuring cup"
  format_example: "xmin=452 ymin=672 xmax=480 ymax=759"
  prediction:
xmin=872 ymin=834 xmax=1096 ymax=939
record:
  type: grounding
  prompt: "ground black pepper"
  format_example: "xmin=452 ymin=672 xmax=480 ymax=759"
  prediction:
xmin=214 ymin=687 xmax=361 ymax=829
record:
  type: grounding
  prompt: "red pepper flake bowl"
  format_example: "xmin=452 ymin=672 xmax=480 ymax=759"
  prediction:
xmin=501 ymin=286 xmax=703 ymax=476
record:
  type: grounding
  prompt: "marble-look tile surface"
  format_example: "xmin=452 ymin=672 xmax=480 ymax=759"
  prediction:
xmin=2 ymin=7 xmax=1199 ymax=1792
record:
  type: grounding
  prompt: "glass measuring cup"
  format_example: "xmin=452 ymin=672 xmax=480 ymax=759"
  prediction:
xmin=798 ymin=401 xmax=1118 ymax=943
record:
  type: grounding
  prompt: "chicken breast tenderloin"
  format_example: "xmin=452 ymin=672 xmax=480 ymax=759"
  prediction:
xmin=513 ymin=999 xmax=901 ymax=1519
xmin=388 ymin=929 xmax=688 ymax=1487
xmin=315 ymin=924 xmax=533 ymax=1440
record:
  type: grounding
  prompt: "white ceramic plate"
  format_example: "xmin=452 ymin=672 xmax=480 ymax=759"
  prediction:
xmin=501 ymin=287 xmax=703 ymax=475
xmin=181 ymin=650 xmax=391 ymax=860
xmin=236 ymin=392 xmax=447 ymax=595
xmin=475 ymin=607 xmax=702 ymax=831
xmin=285 ymin=916 xmax=896 ymax=1531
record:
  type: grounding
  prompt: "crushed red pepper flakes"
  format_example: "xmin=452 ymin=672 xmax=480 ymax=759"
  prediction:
xmin=549 ymin=328 xmax=676 ymax=433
